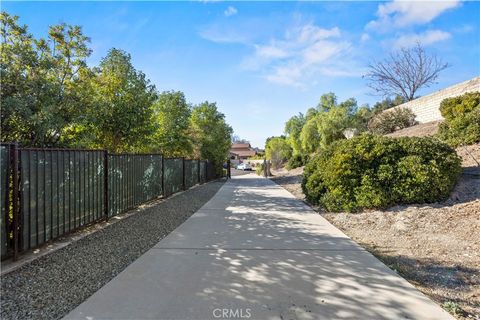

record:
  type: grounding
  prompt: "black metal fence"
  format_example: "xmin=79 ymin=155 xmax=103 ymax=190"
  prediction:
xmin=0 ymin=143 xmax=221 ymax=260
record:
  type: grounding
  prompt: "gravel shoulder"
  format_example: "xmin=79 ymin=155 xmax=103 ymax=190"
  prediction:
xmin=1 ymin=180 xmax=225 ymax=320
xmin=270 ymin=164 xmax=480 ymax=319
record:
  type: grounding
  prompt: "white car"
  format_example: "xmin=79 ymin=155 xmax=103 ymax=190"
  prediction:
xmin=236 ymin=163 xmax=252 ymax=171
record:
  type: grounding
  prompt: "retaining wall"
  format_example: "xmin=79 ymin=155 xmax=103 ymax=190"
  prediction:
xmin=390 ymin=77 xmax=479 ymax=123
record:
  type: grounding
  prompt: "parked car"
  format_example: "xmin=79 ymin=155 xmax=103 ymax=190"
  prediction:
xmin=236 ymin=163 xmax=252 ymax=171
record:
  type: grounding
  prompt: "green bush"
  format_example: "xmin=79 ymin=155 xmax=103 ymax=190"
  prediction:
xmin=437 ymin=92 xmax=480 ymax=147
xmin=368 ymin=107 xmax=417 ymax=134
xmin=286 ymin=153 xmax=309 ymax=170
xmin=302 ymin=134 xmax=461 ymax=212
xmin=255 ymin=163 xmax=264 ymax=176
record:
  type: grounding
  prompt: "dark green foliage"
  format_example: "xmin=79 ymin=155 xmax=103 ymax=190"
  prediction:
xmin=438 ymin=92 xmax=480 ymax=147
xmin=286 ymin=153 xmax=309 ymax=170
xmin=371 ymin=95 xmax=405 ymax=114
xmin=190 ymin=102 xmax=233 ymax=164
xmin=368 ymin=107 xmax=417 ymax=134
xmin=152 ymin=91 xmax=193 ymax=157
xmin=1 ymin=12 xmax=92 ymax=146
xmin=255 ymin=162 xmax=264 ymax=176
xmin=302 ymin=134 xmax=461 ymax=212
xmin=1 ymin=12 xmax=232 ymax=161
xmin=265 ymin=136 xmax=292 ymax=169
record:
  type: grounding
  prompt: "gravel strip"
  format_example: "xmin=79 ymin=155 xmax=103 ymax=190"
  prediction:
xmin=1 ymin=180 xmax=225 ymax=320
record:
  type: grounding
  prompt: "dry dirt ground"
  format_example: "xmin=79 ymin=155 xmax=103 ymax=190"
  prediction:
xmin=270 ymin=144 xmax=480 ymax=319
xmin=384 ymin=121 xmax=480 ymax=168
xmin=386 ymin=120 xmax=442 ymax=138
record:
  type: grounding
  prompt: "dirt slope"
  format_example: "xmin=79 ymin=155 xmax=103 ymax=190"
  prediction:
xmin=270 ymin=147 xmax=480 ymax=319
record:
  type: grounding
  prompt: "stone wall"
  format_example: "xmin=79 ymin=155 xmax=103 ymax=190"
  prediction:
xmin=390 ymin=76 xmax=479 ymax=123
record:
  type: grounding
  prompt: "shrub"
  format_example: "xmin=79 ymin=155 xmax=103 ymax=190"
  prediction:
xmin=442 ymin=301 xmax=466 ymax=317
xmin=368 ymin=107 xmax=417 ymax=134
xmin=286 ymin=153 xmax=309 ymax=170
xmin=302 ymin=134 xmax=461 ymax=212
xmin=266 ymin=136 xmax=292 ymax=169
xmin=437 ymin=92 xmax=480 ymax=147
xmin=255 ymin=163 xmax=264 ymax=176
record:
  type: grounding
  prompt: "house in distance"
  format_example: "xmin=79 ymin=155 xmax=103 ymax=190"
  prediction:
xmin=229 ymin=142 xmax=264 ymax=163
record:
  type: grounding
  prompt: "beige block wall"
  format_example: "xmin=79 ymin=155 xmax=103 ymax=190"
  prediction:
xmin=390 ymin=76 xmax=480 ymax=123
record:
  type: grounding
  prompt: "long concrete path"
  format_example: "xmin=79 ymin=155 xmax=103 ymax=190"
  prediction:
xmin=65 ymin=174 xmax=452 ymax=320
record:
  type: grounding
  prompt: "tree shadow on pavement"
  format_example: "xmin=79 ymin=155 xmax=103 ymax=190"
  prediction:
xmin=142 ymin=176 xmax=454 ymax=320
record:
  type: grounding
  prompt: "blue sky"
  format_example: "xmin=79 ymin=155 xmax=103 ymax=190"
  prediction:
xmin=3 ymin=1 xmax=480 ymax=148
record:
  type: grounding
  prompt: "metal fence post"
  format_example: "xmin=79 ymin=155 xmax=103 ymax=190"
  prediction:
xmin=182 ymin=157 xmax=186 ymax=191
xmin=227 ymin=159 xmax=231 ymax=179
xmin=104 ymin=150 xmax=109 ymax=221
xmin=11 ymin=143 xmax=19 ymax=261
xmin=205 ymin=161 xmax=208 ymax=182
xmin=197 ymin=160 xmax=200 ymax=184
xmin=161 ymin=156 xmax=165 ymax=197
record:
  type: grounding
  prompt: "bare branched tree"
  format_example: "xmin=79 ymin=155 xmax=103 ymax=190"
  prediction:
xmin=364 ymin=43 xmax=449 ymax=101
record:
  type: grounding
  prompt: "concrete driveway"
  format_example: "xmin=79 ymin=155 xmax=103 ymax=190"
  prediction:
xmin=65 ymin=174 xmax=453 ymax=320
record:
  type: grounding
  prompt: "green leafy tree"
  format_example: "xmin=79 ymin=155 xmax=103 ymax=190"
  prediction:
xmin=351 ymin=104 xmax=374 ymax=133
xmin=315 ymin=105 xmax=352 ymax=149
xmin=265 ymin=136 xmax=292 ymax=169
xmin=1 ymin=12 xmax=92 ymax=146
xmin=306 ymin=93 xmax=359 ymax=150
xmin=190 ymin=102 xmax=233 ymax=164
xmin=300 ymin=117 xmax=320 ymax=153
xmin=284 ymin=113 xmax=306 ymax=155
xmin=316 ymin=92 xmax=337 ymax=112
xmin=305 ymin=107 xmax=318 ymax=120
xmin=69 ymin=48 xmax=157 ymax=152
xmin=371 ymin=95 xmax=405 ymax=114
xmin=152 ymin=91 xmax=192 ymax=157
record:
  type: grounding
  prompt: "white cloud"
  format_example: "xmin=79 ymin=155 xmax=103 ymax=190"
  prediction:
xmin=293 ymin=25 xmax=341 ymax=43
xmin=265 ymin=64 xmax=304 ymax=87
xmin=199 ymin=26 xmax=248 ymax=44
xmin=367 ymin=0 xmax=461 ymax=30
xmin=302 ymin=40 xmax=346 ymax=65
xmin=224 ymin=6 xmax=238 ymax=17
xmin=361 ymin=33 xmax=370 ymax=42
xmin=200 ymin=21 xmax=358 ymax=87
xmin=254 ymin=44 xmax=290 ymax=59
xmin=453 ymin=24 xmax=474 ymax=34
xmin=243 ymin=24 xmax=355 ymax=87
xmin=393 ymin=29 xmax=451 ymax=48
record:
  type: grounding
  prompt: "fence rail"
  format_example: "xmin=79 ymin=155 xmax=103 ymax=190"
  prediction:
xmin=0 ymin=143 xmax=222 ymax=260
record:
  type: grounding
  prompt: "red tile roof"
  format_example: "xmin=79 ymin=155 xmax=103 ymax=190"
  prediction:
xmin=233 ymin=150 xmax=257 ymax=157
xmin=231 ymin=143 xmax=251 ymax=149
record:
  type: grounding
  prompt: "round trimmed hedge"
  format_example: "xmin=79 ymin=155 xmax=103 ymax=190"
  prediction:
xmin=302 ymin=134 xmax=461 ymax=212
xmin=438 ymin=91 xmax=480 ymax=147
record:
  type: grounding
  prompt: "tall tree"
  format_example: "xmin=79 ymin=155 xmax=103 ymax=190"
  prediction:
xmin=151 ymin=91 xmax=192 ymax=157
xmin=300 ymin=117 xmax=320 ymax=154
xmin=265 ymin=136 xmax=292 ymax=169
xmin=284 ymin=113 xmax=306 ymax=155
xmin=315 ymin=98 xmax=356 ymax=149
xmin=190 ymin=102 xmax=232 ymax=164
xmin=371 ymin=95 xmax=405 ymax=114
xmin=316 ymin=92 xmax=337 ymax=112
xmin=76 ymin=48 xmax=157 ymax=152
xmin=1 ymin=12 xmax=92 ymax=146
xmin=298 ymin=93 xmax=361 ymax=152
xmin=351 ymin=104 xmax=374 ymax=133
xmin=231 ymin=135 xmax=249 ymax=144
xmin=364 ymin=43 xmax=449 ymax=101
